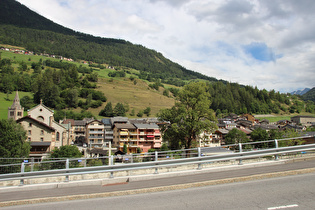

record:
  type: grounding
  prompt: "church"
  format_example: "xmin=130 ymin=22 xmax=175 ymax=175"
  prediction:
xmin=8 ymin=91 xmax=69 ymax=159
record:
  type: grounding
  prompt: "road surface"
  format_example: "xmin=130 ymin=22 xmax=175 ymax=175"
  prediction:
xmin=1 ymin=158 xmax=315 ymax=208
xmin=2 ymin=172 xmax=315 ymax=210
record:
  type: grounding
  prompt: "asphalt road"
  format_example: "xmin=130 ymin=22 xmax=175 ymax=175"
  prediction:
xmin=2 ymin=170 xmax=315 ymax=210
xmin=1 ymin=158 xmax=315 ymax=207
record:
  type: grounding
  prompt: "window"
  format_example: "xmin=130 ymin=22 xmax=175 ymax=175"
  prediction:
xmin=28 ymin=137 xmax=31 ymax=141
xmin=40 ymin=130 xmax=44 ymax=135
xmin=29 ymin=123 xmax=32 ymax=127
xmin=56 ymin=132 xmax=60 ymax=141
xmin=37 ymin=116 xmax=44 ymax=122
xmin=28 ymin=130 xmax=31 ymax=135
xmin=10 ymin=111 xmax=14 ymax=116
xmin=17 ymin=112 xmax=22 ymax=116
xmin=40 ymin=137 xmax=44 ymax=142
xmin=39 ymin=109 xmax=42 ymax=112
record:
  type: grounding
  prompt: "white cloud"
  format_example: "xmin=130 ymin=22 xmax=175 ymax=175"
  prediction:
xmin=16 ymin=0 xmax=315 ymax=93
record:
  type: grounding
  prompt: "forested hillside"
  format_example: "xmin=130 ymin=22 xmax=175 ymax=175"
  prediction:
xmin=0 ymin=0 xmax=314 ymax=119
xmin=0 ymin=0 xmax=218 ymax=87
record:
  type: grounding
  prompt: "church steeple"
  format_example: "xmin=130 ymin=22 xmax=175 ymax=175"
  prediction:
xmin=8 ymin=91 xmax=24 ymax=120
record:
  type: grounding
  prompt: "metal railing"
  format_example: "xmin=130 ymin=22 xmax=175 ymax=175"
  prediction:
xmin=0 ymin=136 xmax=314 ymax=185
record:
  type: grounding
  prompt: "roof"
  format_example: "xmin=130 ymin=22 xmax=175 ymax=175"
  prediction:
xmin=133 ymin=123 xmax=159 ymax=129
xmin=17 ymin=116 xmax=55 ymax=131
xmin=111 ymin=117 xmax=129 ymax=124
xmin=28 ymin=102 xmax=54 ymax=113
xmin=30 ymin=142 xmax=51 ymax=146
xmin=114 ymin=123 xmax=136 ymax=129
xmin=215 ymin=129 xmax=229 ymax=134
xmin=9 ymin=91 xmax=22 ymax=110
xmin=61 ymin=119 xmax=75 ymax=125
xmin=74 ymin=120 xmax=86 ymax=126
xmin=291 ymin=115 xmax=315 ymax=119
xmin=86 ymin=119 xmax=104 ymax=125
xmin=101 ymin=118 xmax=112 ymax=125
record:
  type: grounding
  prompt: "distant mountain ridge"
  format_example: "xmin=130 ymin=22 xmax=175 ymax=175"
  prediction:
xmin=291 ymin=88 xmax=310 ymax=95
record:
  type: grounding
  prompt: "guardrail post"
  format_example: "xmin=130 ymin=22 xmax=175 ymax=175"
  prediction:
xmin=111 ymin=155 xmax=114 ymax=165
xmin=110 ymin=171 xmax=114 ymax=178
xmin=20 ymin=162 xmax=25 ymax=185
xmin=154 ymin=151 xmax=159 ymax=174
xmin=155 ymin=151 xmax=158 ymax=161
xmin=197 ymin=147 xmax=202 ymax=170
xmin=238 ymin=143 xmax=243 ymax=165
xmin=274 ymin=139 xmax=279 ymax=160
xmin=65 ymin=159 xmax=69 ymax=182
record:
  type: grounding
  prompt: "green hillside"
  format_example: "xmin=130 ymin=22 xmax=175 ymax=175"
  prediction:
xmin=0 ymin=0 xmax=314 ymax=120
xmin=0 ymin=0 xmax=218 ymax=87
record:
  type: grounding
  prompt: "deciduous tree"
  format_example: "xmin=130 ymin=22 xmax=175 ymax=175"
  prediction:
xmin=158 ymin=81 xmax=217 ymax=150
xmin=0 ymin=119 xmax=30 ymax=158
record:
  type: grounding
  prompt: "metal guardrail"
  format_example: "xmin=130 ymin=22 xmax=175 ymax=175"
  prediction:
xmin=1 ymin=141 xmax=315 ymax=185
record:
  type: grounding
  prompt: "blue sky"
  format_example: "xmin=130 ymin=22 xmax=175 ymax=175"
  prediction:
xmin=17 ymin=0 xmax=315 ymax=93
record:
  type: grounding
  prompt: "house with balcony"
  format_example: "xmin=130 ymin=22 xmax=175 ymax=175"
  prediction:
xmin=86 ymin=120 xmax=106 ymax=148
xmin=134 ymin=123 xmax=162 ymax=152
xmin=197 ymin=131 xmax=221 ymax=147
xmin=101 ymin=118 xmax=114 ymax=145
xmin=112 ymin=123 xmax=137 ymax=153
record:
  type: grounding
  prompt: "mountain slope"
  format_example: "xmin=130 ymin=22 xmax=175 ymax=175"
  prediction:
xmin=303 ymin=87 xmax=315 ymax=102
xmin=0 ymin=0 xmax=218 ymax=86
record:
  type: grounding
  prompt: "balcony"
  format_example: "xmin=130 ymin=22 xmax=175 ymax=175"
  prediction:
xmin=88 ymin=136 xmax=104 ymax=139
xmin=105 ymin=131 xmax=113 ymax=135
xmin=88 ymin=131 xmax=104 ymax=134
xmin=129 ymin=132 xmax=138 ymax=135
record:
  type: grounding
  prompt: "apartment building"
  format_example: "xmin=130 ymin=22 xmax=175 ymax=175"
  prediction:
xmin=134 ymin=123 xmax=162 ymax=152
xmin=86 ymin=120 xmax=106 ymax=148
xmin=112 ymin=123 xmax=137 ymax=153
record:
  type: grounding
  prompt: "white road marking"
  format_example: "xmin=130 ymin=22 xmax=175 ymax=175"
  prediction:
xmin=268 ymin=204 xmax=299 ymax=209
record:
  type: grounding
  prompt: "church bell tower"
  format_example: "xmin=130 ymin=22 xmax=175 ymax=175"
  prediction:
xmin=8 ymin=91 xmax=24 ymax=120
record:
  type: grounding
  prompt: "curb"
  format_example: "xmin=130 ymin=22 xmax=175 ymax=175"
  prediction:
xmin=1 ymin=167 xmax=315 ymax=207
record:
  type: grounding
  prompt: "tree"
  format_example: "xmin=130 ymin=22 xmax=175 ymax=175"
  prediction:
xmin=225 ymin=128 xmax=249 ymax=145
xmin=0 ymin=119 xmax=30 ymax=158
xmin=50 ymin=145 xmax=82 ymax=158
xmin=143 ymin=107 xmax=151 ymax=117
xmin=250 ymin=127 xmax=268 ymax=142
xmin=158 ymin=81 xmax=217 ymax=150
xmin=99 ymin=102 xmax=114 ymax=117
xmin=49 ymin=145 xmax=82 ymax=169
xmin=114 ymin=102 xmax=126 ymax=116
xmin=123 ymin=143 xmax=128 ymax=154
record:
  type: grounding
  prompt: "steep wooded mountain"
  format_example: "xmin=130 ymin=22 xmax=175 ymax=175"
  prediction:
xmin=303 ymin=88 xmax=315 ymax=102
xmin=0 ymin=0 xmax=314 ymax=118
xmin=0 ymin=0 xmax=217 ymax=86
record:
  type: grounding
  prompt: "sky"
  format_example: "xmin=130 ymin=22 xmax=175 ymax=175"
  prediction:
xmin=16 ymin=0 xmax=315 ymax=93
